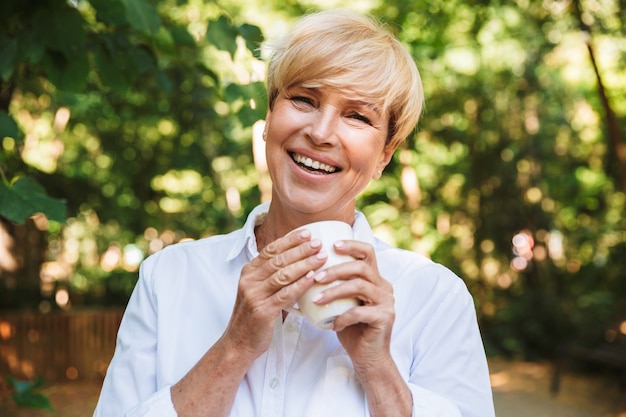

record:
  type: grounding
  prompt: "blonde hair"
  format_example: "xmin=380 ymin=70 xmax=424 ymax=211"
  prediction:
xmin=266 ymin=9 xmax=424 ymax=150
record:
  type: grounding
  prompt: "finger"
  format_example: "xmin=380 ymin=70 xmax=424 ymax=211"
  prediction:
xmin=267 ymin=248 xmax=327 ymax=290
xmin=249 ymin=232 xmax=322 ymax=280
xmin=333 ymin=304 xmax=394 ymax=332
xmin=313 ymin=258 xmax=375 ymax=286
xmin=333 ymin=240 xmax=375 ymax=264
xmin=272 ymin=269 xmax=316 ymax=306
xmin=313 ymin=278 xmax=393 ymax=307
xmin=256 ymin=228 xmax=312 ymax=262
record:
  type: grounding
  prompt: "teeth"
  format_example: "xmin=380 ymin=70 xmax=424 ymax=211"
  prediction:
xmin=292 ymin=153 xmax=337 ymax=173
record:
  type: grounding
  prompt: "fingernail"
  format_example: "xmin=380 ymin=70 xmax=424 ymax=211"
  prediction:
xmin=334 ymin=240 xmax=345 ymax=248
xmin=311 ymin=293 xmax=323 ymax=303
xmin=316 ymin=250 xmax=327 ymax=260
xmin=299 ymin=229 xmax=311 ymax=239
xmin=314 ymin=270 xmax=327 ymax=282
xmin=305 ymin=270 xmax=315 ymax=280
xmin=310 ymin=239 xmax=321 ymax=248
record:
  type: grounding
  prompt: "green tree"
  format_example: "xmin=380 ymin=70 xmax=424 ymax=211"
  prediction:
xmin=1 ymin=0 xmax=625 ymax=361
xmin=0 ymin=0 xmax=265 ymax=308
xmin=370 ymin=0 xmax=626 ymax=357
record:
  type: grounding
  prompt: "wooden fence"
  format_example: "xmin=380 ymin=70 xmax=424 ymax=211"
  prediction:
xmin=0 ymin=309 xmax=124 ymax=382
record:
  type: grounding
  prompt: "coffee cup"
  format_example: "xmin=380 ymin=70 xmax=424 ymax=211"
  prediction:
xmin=286 ymin=220 xmax=359 ymax=330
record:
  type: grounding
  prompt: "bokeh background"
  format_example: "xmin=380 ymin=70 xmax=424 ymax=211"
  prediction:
xmin=0 ymin=0 xmax=625 ymax=414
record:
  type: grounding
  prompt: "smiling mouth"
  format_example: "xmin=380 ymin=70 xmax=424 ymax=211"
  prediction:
xmin=290 ymin=152 xmax=339 ymax=174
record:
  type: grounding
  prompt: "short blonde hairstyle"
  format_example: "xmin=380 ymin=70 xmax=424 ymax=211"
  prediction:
xmin=267 ymin=9 xmax=424 ymax=150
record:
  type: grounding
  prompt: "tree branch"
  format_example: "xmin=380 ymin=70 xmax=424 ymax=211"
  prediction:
xmin=572 ymin=0 xmax=626 ymax=194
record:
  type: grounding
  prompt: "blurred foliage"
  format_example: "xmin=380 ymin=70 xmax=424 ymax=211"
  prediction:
xmin=6 ymin=376 xmax=53 ymax=411
xmin=0 ymin=0 xmax=625 ymax=361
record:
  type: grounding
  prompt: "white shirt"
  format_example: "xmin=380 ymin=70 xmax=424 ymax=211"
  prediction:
xmin=93 ymin=203 xmax=495 ymax=417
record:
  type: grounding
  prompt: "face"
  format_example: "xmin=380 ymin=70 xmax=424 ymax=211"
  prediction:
xmin=264 ymin=84 xmax=393 ymax=223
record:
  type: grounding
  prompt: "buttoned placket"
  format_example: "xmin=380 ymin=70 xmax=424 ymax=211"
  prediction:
xmin=260 ymin=318 xmax=285 ymax=417
xmin=282 ymin=313 xmax=303 ymax=371
xmin=259 ymin=313 xmax=304 ymax=417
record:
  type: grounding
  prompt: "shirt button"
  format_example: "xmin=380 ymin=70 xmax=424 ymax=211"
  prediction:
xmin=269 ymin=378 xmax=279 ymax=389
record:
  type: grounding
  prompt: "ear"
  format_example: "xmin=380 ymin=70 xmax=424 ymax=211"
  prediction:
xmin=373 ymin=146 xmax=394 ymax=179
xmin=262 ymin=110 xmax=272 ymax=141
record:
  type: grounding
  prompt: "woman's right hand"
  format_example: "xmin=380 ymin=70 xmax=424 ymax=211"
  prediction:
xmin=172 ymin=230 xmax=326 ymax=416
xmin=222 ymin=228 xmax=328 ymax=359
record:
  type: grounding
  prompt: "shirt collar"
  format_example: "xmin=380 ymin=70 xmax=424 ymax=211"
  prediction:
xmin=226 ymin=202 xmax=378 ymax=262
xmin=227 ymin=202 xmax=270 ymax=262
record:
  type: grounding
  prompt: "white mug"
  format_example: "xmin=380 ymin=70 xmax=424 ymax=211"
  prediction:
xmin=287 ymin=220 xmax=359 ymax=330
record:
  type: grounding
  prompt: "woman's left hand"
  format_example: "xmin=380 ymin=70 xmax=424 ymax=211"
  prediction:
xmin=311 ymin=239 xmax=395 ymax=370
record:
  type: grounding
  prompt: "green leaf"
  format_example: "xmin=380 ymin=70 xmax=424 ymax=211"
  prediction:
xmin=94 ymin=43 xmax=139 ymax=92
xmin=89 ymin=0 xmax=127 ymax=26
xmin=6 ymin=376 xmax=52 ymax=410
xmin=238 ymin=23 xmax=264 ymax=59
xmin=17 ymin=31 xmax=45 ymax=65
xmin=206 ymin=15 xmax=238 ymax=58
xmin=119 ymin=0 xmax=161 ymax=35
xmin=156 ymin=70 xmax=173 ymax=95
xmin=224 ymin=82 xmax=267 ymax=126
xmin=0 ymin=177 xmax=67 ymax=224
xmin=13 ymin=391 xmax=53 ymax=411
xmin=224 ymin=82 xmax=266 ymax=104
xmin=0 ymin=111 xmax=21 ymax=141
xmin=170 ymin=26 xmax=196 ymax=47
xmin=238 ymin=105 xmax=263 ymax=127
xmin=42 ymin=50 xmax=89 ymax=92
xmin=152 ymin=26 xmax=176 ymax=54
xmin=129 ymin=47 xmax=156 ymax=75
xmin=31 ymin=7 xmax=86 ymax=58
xmin=0 ymin=36 xmax=17 ymax=80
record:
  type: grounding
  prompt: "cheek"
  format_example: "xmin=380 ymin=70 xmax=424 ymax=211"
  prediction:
xmin=267 ymin=114 xmax=299 ymax=142
xmin=345 ymin=137 xmax=387 ymax=172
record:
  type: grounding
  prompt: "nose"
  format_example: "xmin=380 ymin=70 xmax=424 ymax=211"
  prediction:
xmin=308 ymin=107 xmax=339 ymax=146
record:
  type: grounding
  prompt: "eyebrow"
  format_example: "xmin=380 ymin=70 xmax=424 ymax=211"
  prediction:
xmin=289 ymin=84 xmax=383 ymax=116
xmin=350 ymin=99 xmax=381 ymax=116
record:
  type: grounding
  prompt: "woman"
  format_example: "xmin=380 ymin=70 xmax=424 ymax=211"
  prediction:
xmin=94 ymin=9 xmax=495 ymax=417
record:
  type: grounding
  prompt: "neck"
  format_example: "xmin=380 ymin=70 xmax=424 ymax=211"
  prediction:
xmin=254 ymin=201 xmax=356 ymax=252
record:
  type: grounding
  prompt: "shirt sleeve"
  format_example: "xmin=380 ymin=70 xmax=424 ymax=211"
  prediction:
xmin=409 ymin=384 xmax=462 ymax=417
xmin=407 ymin=266 xmax=495 ymax=417
xmin=92 ymin=253 xmax=178 ymax=417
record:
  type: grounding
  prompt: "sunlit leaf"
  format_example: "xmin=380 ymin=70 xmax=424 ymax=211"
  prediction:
xmin=0 ymin=177 xmax=67 ymax=224
xmin=119 ymin=0 xmax=160 ymax=35
xmin=206 ymin=15 xmax=238 ymax=58
xmin=89 ymin=0 xmax=127 ymax=26
xmin=196 ymin=63 xmax=220 ymax=85
xmin=224 ymin=82 xmax=266 ymax=103
xmin=170 ymin=26 xmax=196 ymax=47
xmin=152 ymin=26 xmax=176 ymax=54
xmin=237 ymin=106 xmax=263 ymax=127
xmin=238 ymin=23 xmax=264 ymax=59
xmin=225 ymin=82 xmax=267 ymax=126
